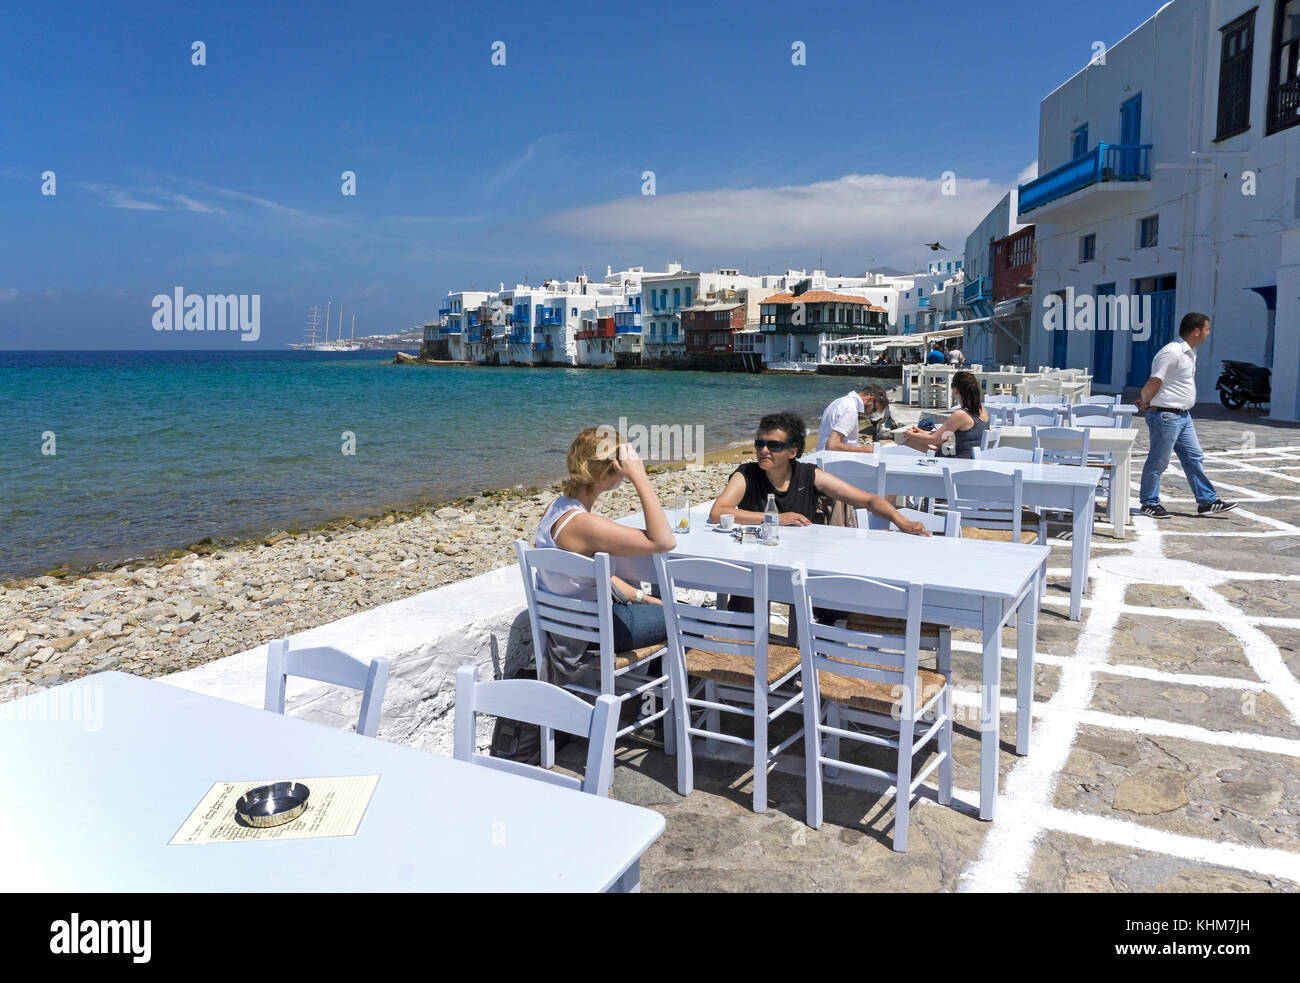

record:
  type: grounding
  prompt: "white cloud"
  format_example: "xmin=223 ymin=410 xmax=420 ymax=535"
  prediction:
xmin=534 ymin=172 xmax=1008 ymax=263
xmin=485 ymin=132 xmax=569 ymax=196
xmin=0 ymin=288 xmax=17 ymax=302
xmin=1017 ymin=161 xmax=1039 ymax=185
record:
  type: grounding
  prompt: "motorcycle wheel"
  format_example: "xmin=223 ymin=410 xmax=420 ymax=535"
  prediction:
xmin=1220 ymin=390 xmax=1246 ymax=409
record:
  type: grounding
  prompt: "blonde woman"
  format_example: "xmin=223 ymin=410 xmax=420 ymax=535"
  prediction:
xmin=536 ymin=427 xmax=676 ymax=662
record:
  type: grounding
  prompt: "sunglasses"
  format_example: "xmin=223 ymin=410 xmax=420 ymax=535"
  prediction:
xmin=754 ymin=438 xmax=794 ymax=451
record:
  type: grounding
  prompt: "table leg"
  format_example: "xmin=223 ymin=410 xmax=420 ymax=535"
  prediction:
xmin=1016 ymin=573 xmax=1040 ymax=756
xmin=1113 ymin=448 xmax=1131 ymax=540
xmin=979 ymin=597 xmax=1002 ymax=821
xmin=609 ymin=859 xmax=641 ymax=893
xmin=1070 ymin=488 xmax=1089 ymax=621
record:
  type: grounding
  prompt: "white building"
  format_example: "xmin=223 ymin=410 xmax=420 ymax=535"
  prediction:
xmin=1018 ymin=0 xmax=1300 ymax=418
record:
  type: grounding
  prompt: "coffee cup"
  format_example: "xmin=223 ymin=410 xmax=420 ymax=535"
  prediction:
xmin=719 ymin=514 xmax=734 ymax=530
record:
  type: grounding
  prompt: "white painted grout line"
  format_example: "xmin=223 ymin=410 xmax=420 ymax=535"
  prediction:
xmin=1190 ymin=584 xmax=1300 ymax=723
xmin=1233 ymin=507 xmax=1300 ymax=534
xmin=1040 ymin=807 xmax=1300 ymax=886
xmin=958 ymin=571 xmax=1127 ymax=892
xmin=958 ymin=467 xmax=1300 ymax=891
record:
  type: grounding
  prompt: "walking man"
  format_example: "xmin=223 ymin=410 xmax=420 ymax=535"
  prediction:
xmin=1135 ymin=312 xmax=1237 ymax=517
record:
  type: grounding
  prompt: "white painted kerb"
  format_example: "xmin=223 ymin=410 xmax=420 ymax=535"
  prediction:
xmin=161 ymin=563 xmax=534 ymax=757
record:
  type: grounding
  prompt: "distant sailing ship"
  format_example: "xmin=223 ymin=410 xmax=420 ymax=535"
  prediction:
xmin=289 ymin=302 xmax=361 ymax=351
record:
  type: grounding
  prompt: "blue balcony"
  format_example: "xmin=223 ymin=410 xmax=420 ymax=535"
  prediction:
xmin=917 ymin=296 xmax=930 ymax=308
xmin=537 ymin=308 xmax=564 ymax=326
xmin=533 ymin=340 xmax=553 ymax=352
xmin=511 ymin=311 xmax=531 ymax=325
xmin=1018 ymin=142 xmax=1152 ymax=215
xmin=615 ymin=322 xmax=641 ymax=334
xmin=962 ymin=276 xmax=992 ymax=305
xmin=438 ymin=307 xmax=453 ymax=317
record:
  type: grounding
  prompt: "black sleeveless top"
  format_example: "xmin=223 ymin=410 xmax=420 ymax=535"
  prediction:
xmin=731 ymin=460 xmax=821 ymax=520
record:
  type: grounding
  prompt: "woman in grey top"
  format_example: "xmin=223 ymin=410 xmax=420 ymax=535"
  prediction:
xmin=899 ymin=371 xmax=989 ymax=459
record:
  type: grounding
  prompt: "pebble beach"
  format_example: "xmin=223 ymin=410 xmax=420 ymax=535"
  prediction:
xmin=0 ymin=456 xmax=749 ymax=696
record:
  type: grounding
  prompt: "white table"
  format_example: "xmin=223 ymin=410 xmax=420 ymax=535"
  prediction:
xmin=816 ymin=449 xmax=1100 ymax=620
xmin=997 ymin=425 xmax=1139 ymax=541
xmin=615 ymin=521 xmax=1047 ymax=821
xmin=0 ymin=672 xmax=664 ymax=892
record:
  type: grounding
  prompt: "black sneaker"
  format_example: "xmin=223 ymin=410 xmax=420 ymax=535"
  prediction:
xmin=1140 ymin=503 xmax=1172 ymax=518
xmin=1198 ymin=500 xmax=1239 ymax=516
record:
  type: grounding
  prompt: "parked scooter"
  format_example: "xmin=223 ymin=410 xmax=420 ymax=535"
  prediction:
xmin=1216 ymin=359 xmax=1271 ymax=409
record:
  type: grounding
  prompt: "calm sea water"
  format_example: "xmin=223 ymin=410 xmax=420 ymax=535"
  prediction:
xmin=0 ymin=350 xmax=860 ymax=579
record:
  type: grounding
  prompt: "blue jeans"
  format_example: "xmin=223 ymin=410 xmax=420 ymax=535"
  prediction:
xmin=612 ymin=601 xmax=668 ymax=651
xmin=1139 ymin=410 xmax=1216 ymax=507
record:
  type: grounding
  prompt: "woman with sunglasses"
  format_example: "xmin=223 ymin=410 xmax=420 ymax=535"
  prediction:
xmin=708 ymin=411 xmax=929 ymax=535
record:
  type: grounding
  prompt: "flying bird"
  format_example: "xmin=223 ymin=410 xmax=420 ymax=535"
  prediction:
xmin=923 ymin=242 xmax=947 ymax=251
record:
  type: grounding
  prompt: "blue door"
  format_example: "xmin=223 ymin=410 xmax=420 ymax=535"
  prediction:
xmin=1072 ymin=124 xmax=1088 ymax=159
xmin=1093 ymin=283 xmax=1115 ymax=385
xmin=1127 ymin=288 xmax=1176 ymax=387
xmin=1120 ymin=94 xmax=1142 ymax=174
xmin=1052 ymin=308 xmax=1069 ymax=368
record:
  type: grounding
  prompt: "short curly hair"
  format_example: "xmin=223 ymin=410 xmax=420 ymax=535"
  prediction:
xmin=757 ymin=411 xmax=806 ymax=458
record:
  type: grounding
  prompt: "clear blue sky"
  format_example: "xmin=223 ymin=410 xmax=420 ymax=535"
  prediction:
xmin=1 ymin=0 xmax=1160 ymax=348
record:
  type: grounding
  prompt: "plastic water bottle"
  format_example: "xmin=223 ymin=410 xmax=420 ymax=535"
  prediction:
xmin=762 ymin=493 xmax=779 ymax=545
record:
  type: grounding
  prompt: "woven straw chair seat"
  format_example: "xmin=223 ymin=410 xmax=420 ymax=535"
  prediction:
xmin=816 ymin=658 xmax=947 ymax=715
xmin=961 ymin=526 xmax=1041 ymax=544
xmin=615 ymin=643 xmax=665 ymax=670
xmin=685 ymin=643 xmax=802 ymax=687
xmin=843 ymin=612 xmax=942 ymax=639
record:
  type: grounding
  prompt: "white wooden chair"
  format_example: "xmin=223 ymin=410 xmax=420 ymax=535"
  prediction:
xmin=1033 ymin=426 xmax=1091 ymax=467
xmin=791 ymin=567 xmax=953 ymax=852
xmin=820 ymin=457 xmax=887 ymax=496
xmin=985 ymin=394 xmax=1018 ymax=405
xmin=1078 ymin=393 xmax=1121 ymax=406
xmin=264 ymin=639 xmax=390 ymax=738
xmin=453 ymin=665 xmax=620 ymax=796
xmin=973 ymin=446 xmax=1045 ymax=463
xmin=654 ymin=555 xmax=803 ymax=813
xmin=515 ymin=542 xmax=677 ymax=770
xmin=942 ymin=468 xmax=1044 ymax=546
xmin=981 ymin=427 xmax=1002 ymax=450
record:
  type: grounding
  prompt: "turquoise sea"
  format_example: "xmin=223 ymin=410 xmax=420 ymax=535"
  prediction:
xmin=0 ymin=350 xmax=862 ymax=580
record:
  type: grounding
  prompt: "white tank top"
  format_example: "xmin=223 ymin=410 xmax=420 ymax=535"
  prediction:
xmin=534 ymin=495 xmax=596 ymax=599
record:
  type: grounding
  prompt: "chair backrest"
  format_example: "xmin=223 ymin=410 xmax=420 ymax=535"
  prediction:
xmin=1068 ymin=404 xmax=1122 ymax=428
xmin=1030 ymin=393 xmax=1068 ymax=405
xmin=981 ymin=427 xmax=1002 ymax=450
xmin=985 ymin=395 xmax=1018 ymax=405
xmin=789 ymin=567 xmax=924 ymax=719
xmin=654 ymin=554 xmax=771 ymax=689
xmin=973 ymin=446 xmax=1044 ymax=463
xmin=863 ymin=506 xmax=961 ymax=537
xmin=820 ymin=457 xmax=887 ymax=497
xmin=878 ymin=444 xmax=935 ymax=459
xmin=985 ymin=405 xmax=1011 ymax=426
xmin=1011 ymin=405 xmax=1063 ymax=426
xmin=453 ymin=665 xmax=619 ymax=795
xmin=264 ymin=639 xmax=391 ymax=737
xmin=515 ymin=541 xmax=615 ymax=683
xmin=1033 ymin=426 xmax=1091 ymax=467
xmin=943 ymin=467 xmax=1029 ymax=538
xmin=1079 ymin=393 xmax=1121 ymax=405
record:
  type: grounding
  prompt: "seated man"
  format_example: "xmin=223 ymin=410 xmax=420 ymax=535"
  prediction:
xmin=710 ymin=411 xmax=928 ymax=533
xmin=816 ymin=384 xmax=890 ymax=454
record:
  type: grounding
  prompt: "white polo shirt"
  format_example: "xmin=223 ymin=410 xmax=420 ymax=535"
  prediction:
xmin=817 ymin=391 xmax=864 ymax=450
xmin=1149 ymin=339 xmax=1197 ymax=410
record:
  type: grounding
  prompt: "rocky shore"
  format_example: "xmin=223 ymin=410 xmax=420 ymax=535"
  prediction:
xmin=0 ymin=459 xmax=747 ymax=697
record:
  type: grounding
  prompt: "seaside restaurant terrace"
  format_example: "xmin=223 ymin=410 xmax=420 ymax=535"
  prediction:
xmin=4 ymin=384 xmax=1300 ymax=894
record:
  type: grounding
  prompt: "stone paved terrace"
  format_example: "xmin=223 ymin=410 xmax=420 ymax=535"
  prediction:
xmin=558 ymin=406 xmax=1300 ymax=891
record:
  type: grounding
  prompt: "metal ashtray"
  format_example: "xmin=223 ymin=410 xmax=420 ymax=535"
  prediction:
xmin=235 ymin=782 xmax=310 ymax=828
